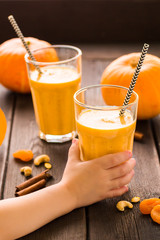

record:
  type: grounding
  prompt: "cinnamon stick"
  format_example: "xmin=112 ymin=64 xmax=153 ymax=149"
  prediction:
xmin=15 ymin=179 xmax=46 ymax=197
xmin=134 ymin=131 xmax=144 ymax=141
xmin=16 ymin=169 xmax=51 ymax=192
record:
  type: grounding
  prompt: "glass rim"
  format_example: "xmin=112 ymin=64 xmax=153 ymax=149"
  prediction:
xmin=24 ymin=44 xmax=82 ymax=65
xmin=74 ymin=84 xmax=139 ymax=110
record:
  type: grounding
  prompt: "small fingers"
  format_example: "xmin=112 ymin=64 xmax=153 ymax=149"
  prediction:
xmin=68 ymin=138 xmax=81 ymax=163
xmin=111 ymin=169 xmax=135 ymax=189
xmin=106 ymin=185 xmax=129 ymax=198
xmin=97 ymin=151 xmax=132 ymax=169
xmin=108 ymin=158 xmax=136 ymax=180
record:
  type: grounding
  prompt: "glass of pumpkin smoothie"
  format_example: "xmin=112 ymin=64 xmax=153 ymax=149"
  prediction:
xmin=74 ymin=85 xmax=138 ymax=160
xmin=25 ymin=45 xmax=82 ymax=142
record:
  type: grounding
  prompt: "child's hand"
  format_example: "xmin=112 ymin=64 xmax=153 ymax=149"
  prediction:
xmin=61 ymin=139 xmax=136 ymax=208
xmin=0 ymin=138 xmax=136 ymax=239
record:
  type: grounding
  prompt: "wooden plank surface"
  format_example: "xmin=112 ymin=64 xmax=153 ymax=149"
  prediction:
xmin=0 ymin=86 xmax=15 ymax=198
xmin=0 ymin=44 xmax=160 ymax=240
xmin=78 ymin=44 xmax=160 ymax=60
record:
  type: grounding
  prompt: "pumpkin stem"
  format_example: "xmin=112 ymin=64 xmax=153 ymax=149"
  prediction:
xmin=130 ymin=57 xmax=139 ymax=68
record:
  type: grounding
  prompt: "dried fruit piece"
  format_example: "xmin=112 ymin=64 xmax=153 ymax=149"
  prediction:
xmin=44 ymin=163 xmax=52 ymax=169
xmin=116 ymin=201 xmax=133 ymax=211
xmin=20 ymin=166 xmax=32 ymax=177
xmin=151 ymin=205 xmax=160 ymax=224
xmin=139 ymin=198 xmax=160 ymax=214
xmin=131 ymin=197 xmax=140 ymax=203
xmin=13 ymin=150 xmax=33 ymax=162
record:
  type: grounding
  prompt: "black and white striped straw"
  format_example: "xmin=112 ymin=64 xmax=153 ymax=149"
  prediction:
xmin=8 ymin=15 xmax=42 ymax=74
xmin=119 ymin=43 xmax=149 ymax=116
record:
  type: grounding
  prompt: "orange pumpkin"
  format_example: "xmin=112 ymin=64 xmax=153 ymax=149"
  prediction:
xmin=0 ymin=37 xmax=58 ymax=93
xmin=0 ymin=108 xmax=7 ymax=145
xmin=101 ymin=53 xmax=160 ymax=119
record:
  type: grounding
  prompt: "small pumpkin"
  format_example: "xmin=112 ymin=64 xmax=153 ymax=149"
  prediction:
xmin=101 ymin=53 xmax=160 ymax=120
xmin=0 ymin=37 xmax=58 ymax=93
xmin=0 ymin=108 xmax=7 ymax=145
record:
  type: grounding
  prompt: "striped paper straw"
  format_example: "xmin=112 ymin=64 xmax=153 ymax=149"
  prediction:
xmin=119 ymin=43 xmax=149 ymax=116
xmin=8 ymin=15 xmax=42 ymax=74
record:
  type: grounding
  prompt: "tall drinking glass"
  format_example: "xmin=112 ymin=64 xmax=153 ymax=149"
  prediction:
xmin=25 ymin=45 xmax=82 ymax=143
xmin=74 ymin=85 xmax=138 ymax=160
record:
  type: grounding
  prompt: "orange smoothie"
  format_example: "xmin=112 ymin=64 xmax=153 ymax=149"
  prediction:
xmin=30 ymin=66 xmax=81 ymax=136
xmin=76 ymin=109 xmax=136 ymax=160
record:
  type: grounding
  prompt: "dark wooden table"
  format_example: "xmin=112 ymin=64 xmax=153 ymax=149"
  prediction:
xmin=0 ymin=44 xmax=160 ymax=240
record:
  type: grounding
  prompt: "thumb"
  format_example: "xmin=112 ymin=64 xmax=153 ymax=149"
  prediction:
xmin=68 ymin=138 xmax=81 ymax=163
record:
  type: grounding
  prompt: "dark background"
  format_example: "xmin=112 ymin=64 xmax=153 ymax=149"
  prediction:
xmin=0 ymin=0 xmax=160 ymax=45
